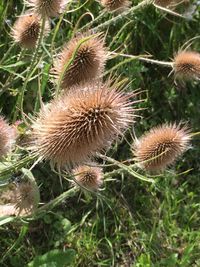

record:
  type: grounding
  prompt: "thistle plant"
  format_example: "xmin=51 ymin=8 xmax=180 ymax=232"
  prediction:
xmin=0 ymin=0 xmax=199 ymax=265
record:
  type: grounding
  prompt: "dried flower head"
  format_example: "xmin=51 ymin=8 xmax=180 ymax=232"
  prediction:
xmin=26 ymin=0 xmax=68 ymax=17
xmin=0 ymin=117 xmax=16 ymax=158
xmin=100 ymin=0 xmax=130 ymax=11
xmin=73 ymin=165 xmax=103 ymax=190
xmin=133 ymin=123 xmax=191 ymax=171
xmin=0 ymin=169 xmax=40 ymax=216
xmin=173 ymin=51 xmax=200 ymax=80
xmin=12 ymin=12 xmax=49 ymax=49
xmin=14 ymin=178 xmax=40 ymax=216
xmin=53 ymin=33 xmax=107 ymax=89
xmin=31 ymin=81 xmax=136 ymax=168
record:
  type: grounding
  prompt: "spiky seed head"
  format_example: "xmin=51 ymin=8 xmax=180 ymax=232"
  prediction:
xmin=133 ymin=123 xmax=191 ymax=171
xmin=53 ymin=33 xmax=108 ymax=89
xmin=26 ymin=0 xmax=68 ymax=17
xmin=173 ymin=51 xmax=200 ymax=80
xmin=13 ymin=179 xmax=40 ymax=216
xmin=30 ymin=82 xmax=135 ymax=168
xmin=12 ymin=12 xmax=50 ymax=49
xmin=100 ymin=0 xmax=130 ymax=11
xmin=0 ymin=117 xmax=16 ymax=158
xmin=73 ymin=165 xmax=103 ymax=190
xmin=0 ymin=170 xmax=40 ymax=216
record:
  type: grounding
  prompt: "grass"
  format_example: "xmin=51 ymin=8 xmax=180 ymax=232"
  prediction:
xmin=0 ymin=0 xmax=200 ymax=266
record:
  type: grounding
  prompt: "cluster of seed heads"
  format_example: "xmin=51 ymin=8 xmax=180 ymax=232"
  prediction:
xmin=0 ymin=0 xmax=199 ymax=217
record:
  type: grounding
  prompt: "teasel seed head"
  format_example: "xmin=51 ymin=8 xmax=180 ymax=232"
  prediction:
xmin=53 ymin=33 xmax=108 ymax=89
xmin=100 ymin=0 xmax=130 ymax=11
xmin=26 ymin=0 xmax=68 ymax=17
xmin=0 ymin=169 xmax=40 ymax=216
xmin=30 ymin=81 xmax=136 ymax=168
xmin=12 ymin=12 xmax=50 ymax=49
xmin=173 ymin=51 xmax=200 ymax=80
xmin=73 ymin=164 xmax=103 ymax=190
xmin=14 ymin=169 xmax=40 ymax=216
xmin=0 ymin=117 xmax=16 ymax=158
xmin=133 ymin=123 xmax=191 ymax=172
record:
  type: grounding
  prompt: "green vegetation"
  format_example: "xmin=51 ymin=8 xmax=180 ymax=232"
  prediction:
xmin=0 ymin=0 xmax=200 ymax=266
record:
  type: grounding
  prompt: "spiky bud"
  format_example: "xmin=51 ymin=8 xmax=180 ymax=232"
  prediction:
xmin=12 ymin=12 xmax=50 ymax=49
xmin=0 ymin=117 xmax=16 ymax=158
xmin=53 ymin=33 xmax=107 ymax=89
xmin=173 ymin=51 xmax=200 ymax=80
xmin=30 ymin=81 xmax=135 ymax=168
xmin=100 ymin=0 xmax=130 ymax=11
xmin=26 ymin=0 xmax=68 ymax=17
xmin=133 ymin=123 xmax=191 ymax=171
xmin=73 ymin=165 xmax=103 ymax=190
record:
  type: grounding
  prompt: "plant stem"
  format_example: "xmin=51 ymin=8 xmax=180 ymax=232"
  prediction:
xmin=92 ymin=0 xmax=153 ymax=32
xmin=111 ymin=52 xmax=173 ymax=67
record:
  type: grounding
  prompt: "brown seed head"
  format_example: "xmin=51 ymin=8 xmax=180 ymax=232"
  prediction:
xmin=173 ymin=51 xmax=200 ymax=80
xmin=100 ymin=0 xmax=130 ymax=11
xmin=12 ymin=13 xmax=49 ymax=49
xmin=154 ymin=0 xmax=184 ymax=7
xmin=31 ymin=82 xmax=135 ymax=168
xmin=73 ymin=165 xmax=103 ymax=190
xmin=133 ymin=123 xmax=191 ymax=171
xmin=53 ymin=33 xmax=108 ymax=89
xmin=0 ymin=117 xmax=16 ymax=158
xmin=14 ymin=179 xmax=40 ymax=216
xmin=26 ymin=0 xmax=68 ymax=17
xmin=0 ymin=170 xmax=40 ymax=217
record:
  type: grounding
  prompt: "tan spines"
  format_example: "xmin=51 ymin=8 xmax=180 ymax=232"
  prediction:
xmin=0 ymin=179 xmax=40 ymax=216
xmin=26 ymin=0 xmax=68 ymax=17
xmin=73 ymin=165 xmax=103 ymax=190
xmin=173 ymin=51 xmax=200 ymax=79
xmin=53 ymin=34 xmax=107 ymax=88
xmin=133 ymin=124 xmax=191 ymax=171
xmin=31 ymin=82 xmax=135 ymax=168
xmin=100 ymin=0 xmax=130 ymax=11
xmin=12 ymin=13 xmax=49 ymax=49
xmin=0 ymin=117 xmax=16 ymax=158
xmin=14 ymin=181 xmax=38 ymax=215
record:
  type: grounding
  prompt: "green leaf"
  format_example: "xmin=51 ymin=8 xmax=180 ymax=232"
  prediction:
xmin=28 ymin=249 xmax=76 ymax=267
xmin=0 ymin=216 xmax=14 ymax=226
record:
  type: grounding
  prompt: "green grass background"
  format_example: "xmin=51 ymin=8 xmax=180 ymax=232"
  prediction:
xmin=0 ymin=0 xmax=200 ymax=266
